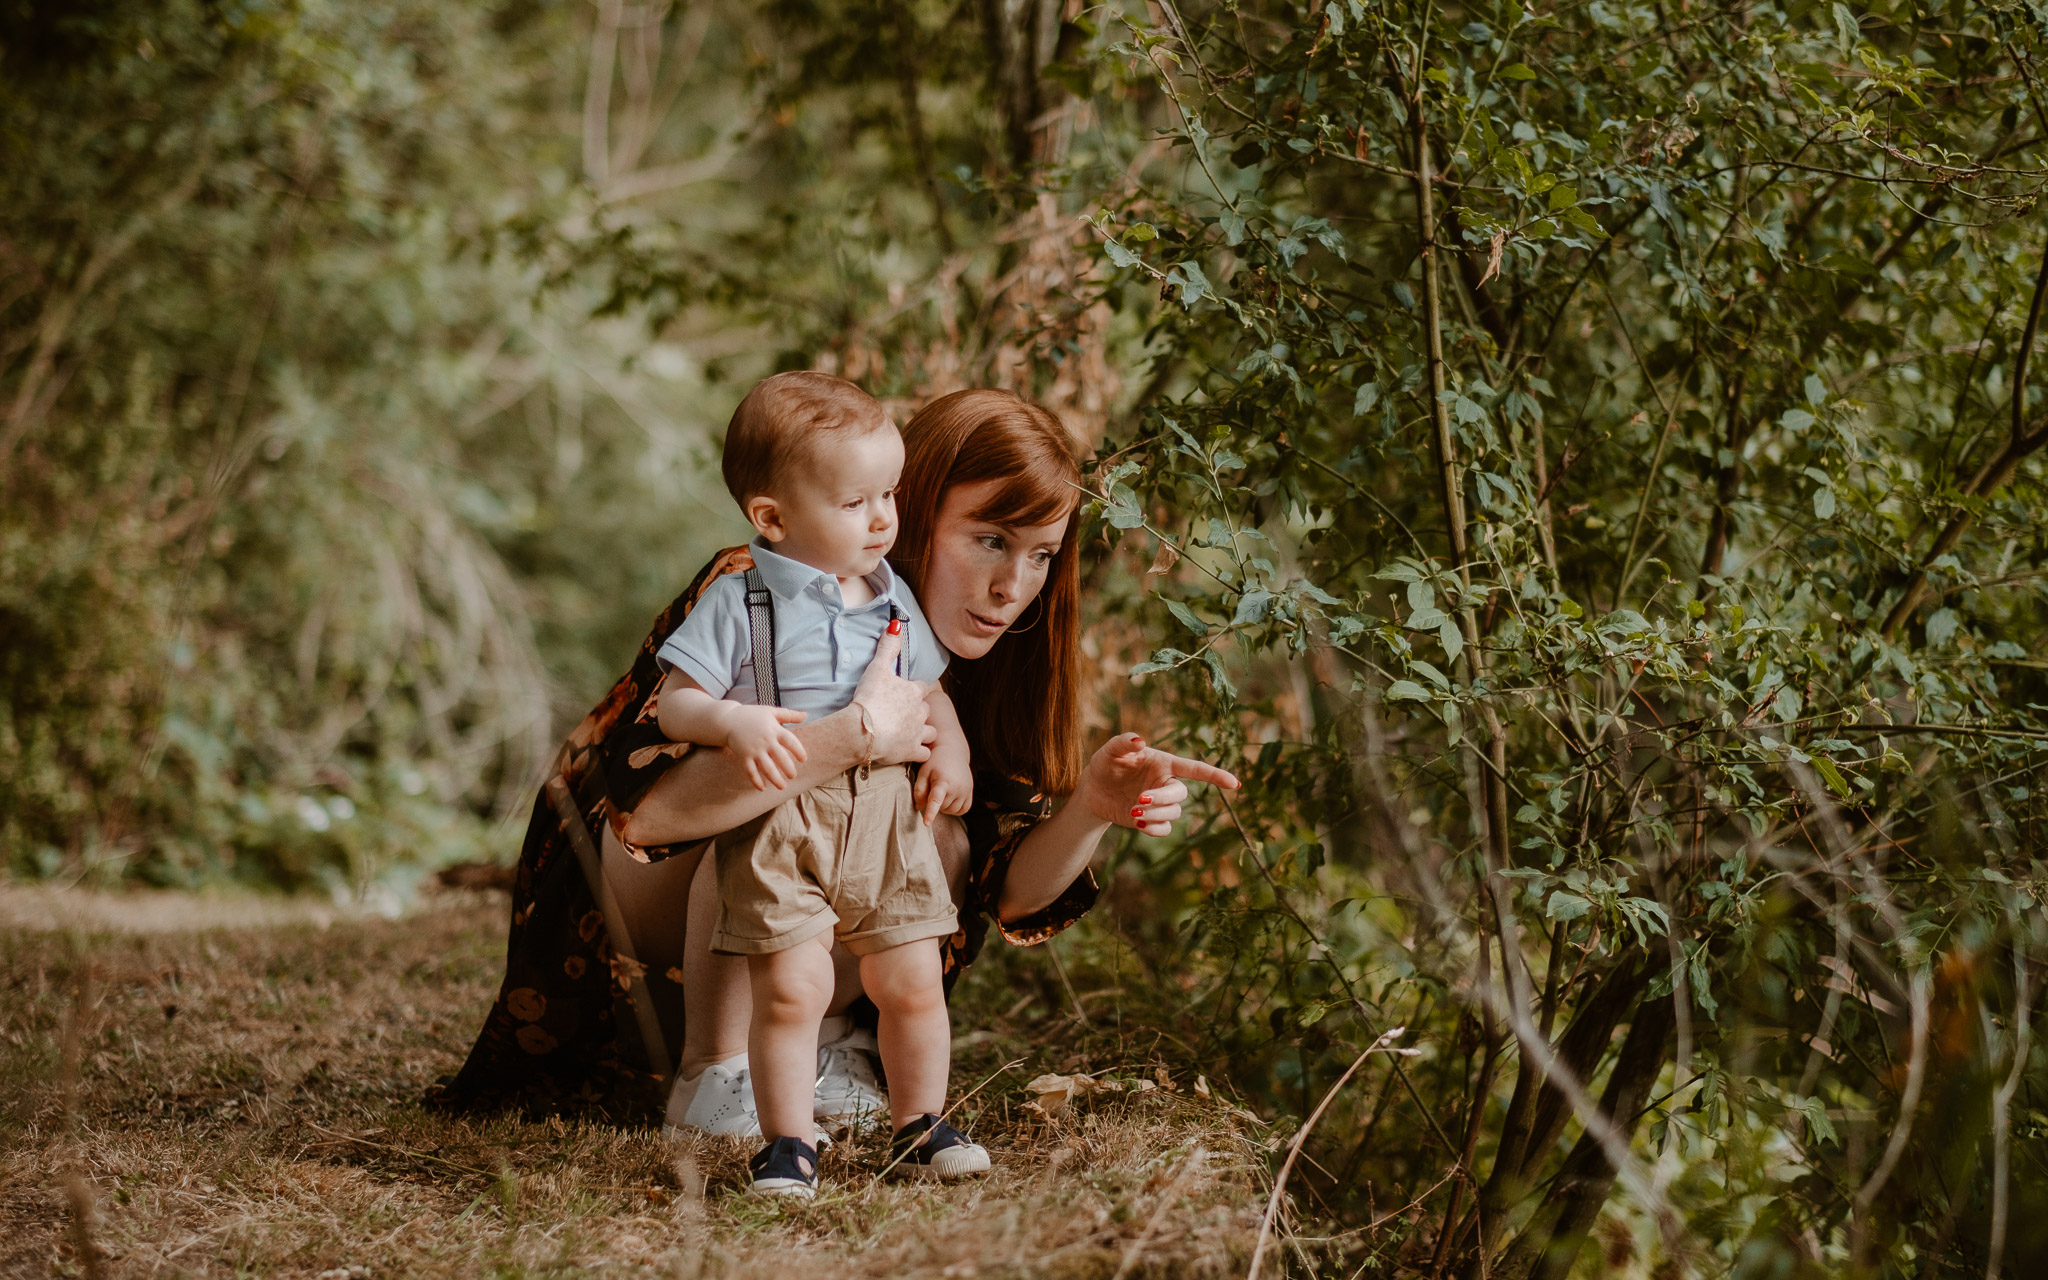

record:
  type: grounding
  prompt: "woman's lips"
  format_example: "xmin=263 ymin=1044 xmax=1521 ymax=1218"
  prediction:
xmin=964 ymin=609 xmax=1008 ymax=635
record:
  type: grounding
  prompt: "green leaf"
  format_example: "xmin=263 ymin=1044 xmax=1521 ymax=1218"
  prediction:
xmin=1232 ymin=590 xmax=1275 ymax=626
xmin=1812 ymin=756 xmax=1851 ymax=799
xmin=1105 ymin=483 xmax=1146 ymax=528
xmin=1127 ymin=222 xmax=1157 ymax=242
xmin=1386 ymin=679 xmax=1432 ymax=702
xmin=1129 ymin=648 xmax=1188 ymax=678
xmin=1410 ymin=660 xmax=1451 ymax=690
xmin=1547 ymin=183 xmax=1578 ymax=211
xmin=1406 ymin=579 xmax=1436 ymax=612
xmin=1925 ymin=608 xmax=1957 ymax=646
xmin=1352 ymin=381 xmax=1380 ymax=416
xmin=1439 ymin=617 xmax=1464 ymax=663
xmin=1201 ymin=650 xmax=1236 ymax=699
xmin=1406 ymin=607 xmax=1448 ymax=631
xmin=1812 ymin=487 xmax=1836 ymax=519
xmin=1104 ymin=239 xmax=1139 ymax=269
xmin=1502 ymin=62 xmax=1538 ymax=80
xmin=1780 ymin=407 xmax=1815 ymax=431
xmin=1165 ymin=600 xmax=1211 ymax=635
xmin=1773 ymin=685 xmax=1803 ymax=723
xmin=1546 ymin=891 xmax=1592 ymax=920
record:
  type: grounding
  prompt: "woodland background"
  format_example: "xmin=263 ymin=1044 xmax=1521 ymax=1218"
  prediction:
xmin=5 ymin=0 xmax=2048 ymax=1276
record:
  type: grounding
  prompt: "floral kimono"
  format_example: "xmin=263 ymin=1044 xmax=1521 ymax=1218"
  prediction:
xmin=427 ymin=546 xmax=1096 ymax=1119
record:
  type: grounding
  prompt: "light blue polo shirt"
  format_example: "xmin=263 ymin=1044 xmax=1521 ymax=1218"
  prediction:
xmin=655 ymin=539 xmax=948 ymax=719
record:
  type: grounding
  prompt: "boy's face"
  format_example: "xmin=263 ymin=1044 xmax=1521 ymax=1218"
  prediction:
xmin=746 ymin=425 xmax=904 ymax=580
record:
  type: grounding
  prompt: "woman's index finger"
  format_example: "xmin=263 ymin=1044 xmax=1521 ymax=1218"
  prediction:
xmin=1166 ymin=753 xmax=1241 ymax=789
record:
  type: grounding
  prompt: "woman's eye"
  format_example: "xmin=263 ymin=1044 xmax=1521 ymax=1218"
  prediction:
xmin=1033 ymin=551 xmax=1054 ymax=567
xmin=978 ymin=534 xmax=1003 ymax=551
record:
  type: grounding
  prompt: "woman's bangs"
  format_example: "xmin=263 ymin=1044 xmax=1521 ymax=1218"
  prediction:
xmin=966 ymin=465 xmax=1079 ymax=531
xmin=961 ymin=431 xmax=1081 ymax=531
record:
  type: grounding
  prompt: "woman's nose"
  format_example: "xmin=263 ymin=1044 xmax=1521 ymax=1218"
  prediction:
xmin=989 ymin=555 xmax=1025 ymax=601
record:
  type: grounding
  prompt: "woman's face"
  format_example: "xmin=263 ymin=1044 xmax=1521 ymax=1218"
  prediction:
xmin=919 ymin=478 xmax=1071 ymax=659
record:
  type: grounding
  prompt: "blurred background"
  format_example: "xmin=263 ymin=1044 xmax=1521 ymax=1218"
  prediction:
xmin=1 ymin=0 xmax=1144 ymax=897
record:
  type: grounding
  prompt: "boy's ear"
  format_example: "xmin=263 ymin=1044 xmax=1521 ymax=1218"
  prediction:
xmin=744 ymin=494 xmax=786 ymax=542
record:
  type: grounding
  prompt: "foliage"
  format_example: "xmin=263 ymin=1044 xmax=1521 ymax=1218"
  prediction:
xmin=0 ymin=1 xmax=746 ymax=890
xmin=1059 ymin=1 xmax=2048 ymax=1276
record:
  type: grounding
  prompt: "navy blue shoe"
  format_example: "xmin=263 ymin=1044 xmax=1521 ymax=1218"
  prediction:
xmin=748 ymin=1135 xmax=819 ymax=1198
xmin=889 ymin=1114 xmax=991 ymax=1180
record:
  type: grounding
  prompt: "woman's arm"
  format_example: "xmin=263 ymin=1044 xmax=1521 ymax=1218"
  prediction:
xmin=623 ymin=629 xmax=938 ymax=846
xmin=996 ymin=733 xmax=1240 ymax=921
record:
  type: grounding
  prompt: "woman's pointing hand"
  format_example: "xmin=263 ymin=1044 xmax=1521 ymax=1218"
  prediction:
xmin=1082 ymin=732 xmax=1240 ymax=837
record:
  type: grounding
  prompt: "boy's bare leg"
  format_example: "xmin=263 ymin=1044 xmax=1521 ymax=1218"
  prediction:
xmin=858 ymin=937 xmax=948 ymax=1130
xmin=747 ymin=934 xmax=835 ymax=1141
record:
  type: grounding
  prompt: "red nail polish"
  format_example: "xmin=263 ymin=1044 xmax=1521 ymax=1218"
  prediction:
xmin=1140 ymin=793 xmax=1154 ymax=804
xmin=888 ymin=618 xmax=903 ymax=635
xmin=1131 ymin=806 xmax=1145 ymax=818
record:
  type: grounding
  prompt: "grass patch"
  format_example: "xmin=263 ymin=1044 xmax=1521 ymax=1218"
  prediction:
xmin=0 ymin=889 xmax=1278 ymax=1278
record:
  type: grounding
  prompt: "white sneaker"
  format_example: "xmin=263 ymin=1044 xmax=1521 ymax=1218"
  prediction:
xmin=814 ymin=1014 xmax=888 ymax=1124
xmin=664 ymin=1055 xmax=761 ymax=1138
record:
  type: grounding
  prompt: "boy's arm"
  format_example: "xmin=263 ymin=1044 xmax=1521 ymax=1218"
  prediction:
xmin=656 ymin=671 xmax=810 ymax=791
xmin=657 ymin=673 xmax=742 ymax=746
xmin=915 ymin=688 xmax=974 ymax=822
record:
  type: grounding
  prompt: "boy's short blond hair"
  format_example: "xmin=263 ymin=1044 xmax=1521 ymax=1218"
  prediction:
xmin=722 ymin=371 xmax=890 ymax=504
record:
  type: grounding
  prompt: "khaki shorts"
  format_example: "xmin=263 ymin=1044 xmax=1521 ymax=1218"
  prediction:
xmin=711 ymin=763 xmax=957 ymax=957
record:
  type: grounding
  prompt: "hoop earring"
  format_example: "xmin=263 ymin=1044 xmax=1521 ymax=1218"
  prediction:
xmin=1006 ymin=596 xmax=1045 ymax=635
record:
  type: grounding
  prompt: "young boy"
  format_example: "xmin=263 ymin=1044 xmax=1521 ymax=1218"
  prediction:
xmin=654 ymin=371 xmax=989 ymax=1197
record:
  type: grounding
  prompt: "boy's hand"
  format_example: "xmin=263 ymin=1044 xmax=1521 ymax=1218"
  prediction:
xmin=723 ymin=704 xmax=808 ymax=791
xmin=914 ymin=738 xmax=974 ymax=823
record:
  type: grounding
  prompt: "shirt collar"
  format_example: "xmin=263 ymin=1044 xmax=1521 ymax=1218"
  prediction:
xmin=747 ymin=537 xmax=896 ymax=605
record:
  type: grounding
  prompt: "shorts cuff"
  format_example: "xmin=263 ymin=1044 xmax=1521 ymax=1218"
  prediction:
xmin=838 ymin=913 xmax=959 ymax=956
xmin=712 ymin=909 xmax=839 ymax=956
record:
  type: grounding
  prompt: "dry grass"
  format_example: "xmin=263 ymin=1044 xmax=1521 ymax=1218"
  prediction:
xmin=0 ymin=888 xmax=1279 ymax=1279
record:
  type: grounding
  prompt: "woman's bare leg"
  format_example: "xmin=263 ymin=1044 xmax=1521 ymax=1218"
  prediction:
xmin=680 ymin=849 xmax=751 ymax=1073
xmin=599 ymin=828 xmax=750 ymax=1075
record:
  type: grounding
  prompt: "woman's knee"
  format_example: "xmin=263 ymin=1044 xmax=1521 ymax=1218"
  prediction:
xmin=934 ymin=815 xmax=970 ymax=908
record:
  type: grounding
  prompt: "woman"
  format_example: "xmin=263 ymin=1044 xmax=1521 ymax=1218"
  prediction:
xmin=430 ymin=389 xmax=1236 ymax=1120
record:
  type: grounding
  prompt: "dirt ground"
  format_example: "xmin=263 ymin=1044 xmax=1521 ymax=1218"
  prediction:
xmin=0 ymin=886 xmax=1280 ymax=1279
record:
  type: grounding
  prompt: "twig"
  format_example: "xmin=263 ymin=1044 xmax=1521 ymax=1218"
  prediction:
xmin=1247 ymin=1029 xmax=1416 ymax=1280
xmin=1218 ymin=789 xmax=1460 ymax=1160
xmin=872 ymin=1058 xmax=1026 ymax=1182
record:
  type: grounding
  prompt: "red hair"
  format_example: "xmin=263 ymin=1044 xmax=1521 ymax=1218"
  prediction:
xmin=891 ymin=390 xmax=1082 ymax=795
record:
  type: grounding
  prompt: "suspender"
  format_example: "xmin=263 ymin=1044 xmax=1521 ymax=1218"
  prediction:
xmin=740 ymin=565 xmax=903 ymax=710
xmin=743 ymin=567 xmax=780 ymax=707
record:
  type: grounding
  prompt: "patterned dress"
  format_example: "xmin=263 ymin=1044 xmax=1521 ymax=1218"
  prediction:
xmin=427 ymin=546 xmax=1098 ymax=1119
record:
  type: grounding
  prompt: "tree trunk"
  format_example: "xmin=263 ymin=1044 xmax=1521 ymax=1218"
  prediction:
xmin=1460 ymin=955 xmax=1647 ymax=1275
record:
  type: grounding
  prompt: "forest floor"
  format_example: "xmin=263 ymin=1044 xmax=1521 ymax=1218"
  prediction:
xmin=0 ymin=885 xmax=1279 ymax=1279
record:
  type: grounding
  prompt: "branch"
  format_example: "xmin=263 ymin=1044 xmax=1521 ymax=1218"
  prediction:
xmin=1880 ymin=237 xmax=2048 ymax=639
